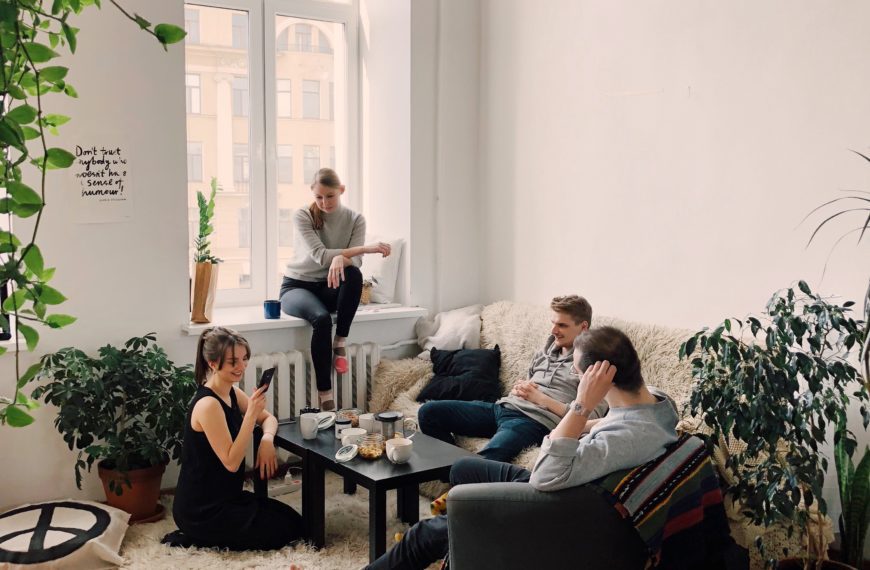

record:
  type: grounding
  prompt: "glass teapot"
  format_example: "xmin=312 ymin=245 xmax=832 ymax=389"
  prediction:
xmin=374 ymin=411 xmax=418 ymax=440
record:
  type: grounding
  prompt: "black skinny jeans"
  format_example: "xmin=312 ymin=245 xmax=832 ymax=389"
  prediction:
xmin=279 ymin=265 xmax=363 ymax=391
xmin=366 ymin=457 xmax=531 ymax=570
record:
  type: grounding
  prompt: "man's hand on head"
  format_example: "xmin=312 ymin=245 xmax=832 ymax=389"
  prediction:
xmin=577 ymin=360 xmax=616 ymax=410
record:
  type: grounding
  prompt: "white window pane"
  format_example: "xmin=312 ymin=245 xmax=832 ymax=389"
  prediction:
xmin=304 ymin=145 xmax=320 ymax=183
xmin=185 ymin=4 xmax=252 ymax=293
xmin=277 ymin=144 xmax=293 ymax=183
xmin=278 ymin=208 xmax=293 ymax=247
xmin=303 ymin=79 xmax=319 ymax=119
xmin=185 ymin=8 xmax=200 ymax=44
xmin=277 ymin=79 xmax=291 ymax=117
xmin=187 ymin=141 xmax=202 ymax=181
xmin=295 ymin=23 xmax=312 ymax=52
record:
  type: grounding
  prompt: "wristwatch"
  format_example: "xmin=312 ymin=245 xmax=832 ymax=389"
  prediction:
xmin=569 ymin=400 xmax=593 ymax=418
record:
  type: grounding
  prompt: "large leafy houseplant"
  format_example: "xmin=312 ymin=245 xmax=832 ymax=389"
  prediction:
xmin=0 ymin=1 xmax=185 ymax=428
xmin=32 ymin=333 xmax=196 ymax=495
xmin=681 ymin=281 xmax=869 ymax=566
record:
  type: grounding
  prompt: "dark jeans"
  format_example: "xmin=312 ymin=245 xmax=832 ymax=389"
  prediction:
xmin=279 ymin=265 xmax=363 ymax=391
xmin=417 ymin=400 xmax=551 ymax=463
xmin=366 ymin=457 xmax=530 ymax=570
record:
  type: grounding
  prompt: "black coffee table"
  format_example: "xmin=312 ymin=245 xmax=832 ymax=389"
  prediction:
xmin=269 ymin=423 xmax=474 ymax=562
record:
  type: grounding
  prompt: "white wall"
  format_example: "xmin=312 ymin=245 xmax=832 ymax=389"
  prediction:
xmin=476 ymin=0 xmax=870 ymax=538
xmin=479 ymin=0 xmax=870 ymax=326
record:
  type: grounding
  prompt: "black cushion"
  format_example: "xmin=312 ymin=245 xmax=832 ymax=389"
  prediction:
xmin=416 ymin=345 xmax=501 ymax=403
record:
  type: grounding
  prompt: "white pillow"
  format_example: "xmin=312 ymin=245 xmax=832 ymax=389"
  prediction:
xmin=362 ymin=235 xmax=404 ymax=304
xmin=0 ymin=500 xmax=129 ymax=568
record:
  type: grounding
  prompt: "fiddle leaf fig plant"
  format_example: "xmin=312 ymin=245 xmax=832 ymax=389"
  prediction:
xmin=0 ymin=0 xmax=185 ymax=427
xmin=681 ymin=281 xmax=869 ymax=565
xmin=32 ymin=333 xmax=196 ymax=493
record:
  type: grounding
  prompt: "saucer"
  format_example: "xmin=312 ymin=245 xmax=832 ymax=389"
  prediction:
xmin=316 ymin=411 xmax=336 ymax=430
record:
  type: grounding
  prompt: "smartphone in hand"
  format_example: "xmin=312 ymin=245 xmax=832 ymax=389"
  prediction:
xmin=257 ymin=367 xmax=276 ymax=391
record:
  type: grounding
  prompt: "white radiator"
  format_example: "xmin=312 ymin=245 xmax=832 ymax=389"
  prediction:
xmin=242 ymin=342 xmax=381 ymax=418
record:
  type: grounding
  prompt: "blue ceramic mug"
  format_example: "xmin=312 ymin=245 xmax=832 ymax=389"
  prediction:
xmin=263 ymin=299 xmax=281 ymax=319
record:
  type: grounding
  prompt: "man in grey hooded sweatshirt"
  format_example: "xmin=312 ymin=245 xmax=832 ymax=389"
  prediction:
xmin=366 ymin=326 xmax=679 ymax=570
xmin=417 ymin=295 xmax=607 ymax=463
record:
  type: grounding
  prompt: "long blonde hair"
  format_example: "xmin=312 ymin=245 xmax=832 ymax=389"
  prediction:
xmin=309 ymin=167 xmax=342 ymax=230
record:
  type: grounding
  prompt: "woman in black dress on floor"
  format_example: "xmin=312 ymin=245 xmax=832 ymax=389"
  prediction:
xmin=167 ymin=326 xmax=302 ymax=550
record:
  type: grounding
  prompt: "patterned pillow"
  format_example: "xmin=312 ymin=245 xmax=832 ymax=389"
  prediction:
xmin=0 ymin=500 xmax=129 ymax=568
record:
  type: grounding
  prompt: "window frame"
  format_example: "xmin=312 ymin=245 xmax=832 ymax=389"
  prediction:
xmin=185 ymin=0 xmax=360 ymax=305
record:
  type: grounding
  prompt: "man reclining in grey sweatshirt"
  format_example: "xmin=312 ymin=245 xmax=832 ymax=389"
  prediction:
xmin=365 ymin=326 xmax=679 ymax=570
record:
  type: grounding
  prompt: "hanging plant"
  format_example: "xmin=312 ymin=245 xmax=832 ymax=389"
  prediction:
xmin=0 ymin=0 xmax=185 ymax=427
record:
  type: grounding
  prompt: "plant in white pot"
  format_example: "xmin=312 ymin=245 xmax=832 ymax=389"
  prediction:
xmin=33 ymin=333 xmax=196 ymax=522
xmin=191 ymin=177 xmax=222 ymax=323
xmin=681 ymin=282 xmax=869 ymax=568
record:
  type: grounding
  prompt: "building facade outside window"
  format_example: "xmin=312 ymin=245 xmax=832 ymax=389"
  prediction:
xmin=184 ymin=1 xmax=357 ymax=304
xmin=303 ymin=79 xmax=320 ymax=119
xmin=303 ymin=145 xmax=320 ymax=183
xmin=185 ymin=8 xmax=200 ymax=44
xmin=187 ymin=142 xmax=203 ymax=182
xmin=186 ymin=74 xmax=201 ymax=114
xmin=277 ymin=79 xmax=292 ymax=117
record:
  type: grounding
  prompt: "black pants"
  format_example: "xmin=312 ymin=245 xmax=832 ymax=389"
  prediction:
xmin=366 ymin=457 xmax=531 ymax=570
xmin=279 ymin=265 xmax=363 ymax=391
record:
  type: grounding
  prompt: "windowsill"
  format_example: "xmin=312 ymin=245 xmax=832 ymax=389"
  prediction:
xmin=181 ymin=304 xmax=428 ymax=335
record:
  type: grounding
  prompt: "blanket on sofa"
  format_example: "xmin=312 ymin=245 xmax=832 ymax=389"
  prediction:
xmin=590 ymin=434 xmax=733 ymax=569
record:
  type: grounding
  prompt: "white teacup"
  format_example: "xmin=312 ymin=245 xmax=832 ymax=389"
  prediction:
xmin=341 ymin=427 xmax=367 ymax=446
xmin=358 ymin=413 xmax=376 ymax=433
xmin=385 ymin=437 xmax=413 ymax=464
xmin=300 ymin=413 xmax=318 ymax=440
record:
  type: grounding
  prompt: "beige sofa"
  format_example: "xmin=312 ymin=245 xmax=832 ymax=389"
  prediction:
xmin=370 ymin=301 xmax=830 ymax=569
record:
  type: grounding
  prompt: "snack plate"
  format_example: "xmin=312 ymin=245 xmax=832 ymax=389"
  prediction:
xmin=316 ymin=411 xmax=336 ymax=430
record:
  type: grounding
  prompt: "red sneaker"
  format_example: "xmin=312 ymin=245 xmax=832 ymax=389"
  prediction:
xmin=333 ymin=350 xmax=348 ymax=374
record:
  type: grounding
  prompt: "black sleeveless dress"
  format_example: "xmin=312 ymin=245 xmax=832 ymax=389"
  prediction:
xmin=170 ymin=386 xmax=302 ymax=551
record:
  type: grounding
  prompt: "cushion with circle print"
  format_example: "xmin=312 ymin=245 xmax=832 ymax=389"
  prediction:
xmin=0 ymin=500 xmax=129 ymax=569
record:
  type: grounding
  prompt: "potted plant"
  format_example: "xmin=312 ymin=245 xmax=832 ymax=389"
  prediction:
xmin=32 ymin=333 xmax=196 ymax=522
xmin=190 ymin=176 xmax=222 ymax=324
xmin=834 ymin=419 xmax=870 ymax=568
xmin=681 ymin=281 xmax=869 ymax=568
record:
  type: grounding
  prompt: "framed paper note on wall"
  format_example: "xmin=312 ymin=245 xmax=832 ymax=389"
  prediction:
xmin=70 ymin=143 xmax=132 ymax=223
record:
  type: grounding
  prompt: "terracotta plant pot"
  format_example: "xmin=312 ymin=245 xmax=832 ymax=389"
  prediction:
xmin=777 ymin=559 xmax=857 ymax=570
xmin=98 ymin=461 xmax=166 ymax=523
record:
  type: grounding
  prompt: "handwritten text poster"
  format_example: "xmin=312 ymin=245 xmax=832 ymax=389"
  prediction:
xmin=71 ymin=144 xmax=132 ymax=223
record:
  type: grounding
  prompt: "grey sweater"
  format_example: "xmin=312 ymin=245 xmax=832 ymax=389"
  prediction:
xmin=497 ymin=336 xmax=608 ymax=430
xmin=284 ymin=205 xmax=365 ymax=282
xmin=529 ymin=387 xmax=679 ymax=491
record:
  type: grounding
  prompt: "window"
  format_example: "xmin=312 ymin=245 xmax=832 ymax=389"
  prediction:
xmin=329 ymin=146 xmax=335 ymax=169
xmin=238 ymin=207 xmax=250 ymax=248
xmin=277 ymin=28 xmax=289 ymax=51
xmin=303 ymin=80 xmax=319 ymax=119
xmin=277 ymin=79 xmax=291 ymax=117
xmin=233 ymin=144 xmax=249 ymax=183
xmin=318 ymin=30 xmax=332 ymax=54
xmin=185 ymin=1 xmax=357 ymax=304
xmin=277 ymin=145 xmax=293 ymax=183
xmin=232 ymin=76 xmax=249 ymax=117
xmin=278 ymin=209 xmax=293 ymax=247
xmin=187 ymin=142 xmax=202 ymax=181
xmin=232 ymin=13 xmax=247 ymax=49
xmin=185 ymin=8 xmax=200 ymax=44
xmin=186 ymin=74 xmax=201 ymax=114
xmin=295 ymin=23 xmax=312 ymax=52
xmin=304 ymin=145 xmax=320 ymax=183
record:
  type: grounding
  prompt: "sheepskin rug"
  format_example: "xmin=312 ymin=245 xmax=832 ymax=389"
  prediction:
xmin=119 ymin=473 xmax=440 ymax=570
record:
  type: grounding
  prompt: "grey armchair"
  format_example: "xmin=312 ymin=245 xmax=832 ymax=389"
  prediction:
xmin=446 ymin=482 xmax=647 ymax=570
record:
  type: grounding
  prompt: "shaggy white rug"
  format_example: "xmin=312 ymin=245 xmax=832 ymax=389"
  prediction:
xmin=120 ymin=473 xmax=440 ymax=570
